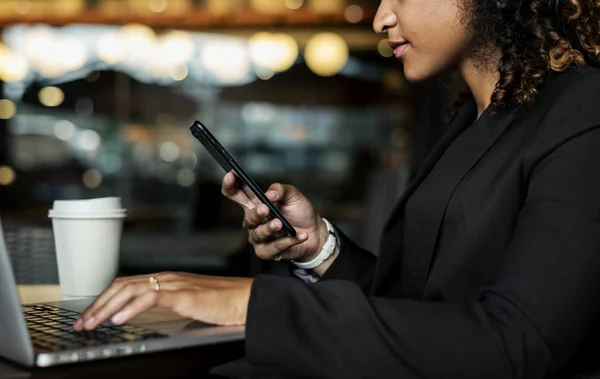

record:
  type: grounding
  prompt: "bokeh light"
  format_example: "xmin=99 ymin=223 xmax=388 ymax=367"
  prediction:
xmin=0 ymin=43 xmax=29 ymax=83
xmin=285 ymin=0 xmax=303 ymax=10
xmin=249 ymin=32 xmax=298 ymax=73
xmin=344 ymin=5 xmax=364 ymax=23
xmin=53 ymin=120 xmax=76 ymax=141
xmin=82 ymin=169 xmax=102 ymax=189
xmin=0 ymin=166 xmax=16 ymax=186
xmin=304 ymin=33 xmax=349 ymax=77
xmin=38 ymin=87 xmax=65 ymax=107
xmin=201 ymin=39 xmax=251 ymax=83
xmin=378 ymin=39 xmax=394 ymax=57
xmin=0 ymin=99 xmax=17 ymax=120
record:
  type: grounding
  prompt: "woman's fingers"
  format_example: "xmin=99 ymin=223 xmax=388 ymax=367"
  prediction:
xmin=254 ymin=233 xmax=308 ymax=260
xmin=250 ymin=218 xmax=295 ymax=243
xmin=75 ymin=276 xmax=140 ymax=327
xmin=242 ymin=204 xmax=270 ymax=229
xmin=110 ymin=290 xmax=159 ymax=325
xmin=80 ymin=281 xmax=148 ymax=330
xmin=221 ymin=172 xmax=253 ymax=209
xmin=251 ymin=218 xmax=282 ymax=243
xmin=75 ymin=275 xmax=181 ymax=331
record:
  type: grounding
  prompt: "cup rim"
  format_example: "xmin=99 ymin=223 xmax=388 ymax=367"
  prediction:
xmin=48 ymin=212 xmax=127 ymax=219
xmin=49 ymin=208 xmax=127 ymax=214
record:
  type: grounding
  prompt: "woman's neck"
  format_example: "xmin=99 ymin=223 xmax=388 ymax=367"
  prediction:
xmin=458 ymin=56 xmax=501 ymax=119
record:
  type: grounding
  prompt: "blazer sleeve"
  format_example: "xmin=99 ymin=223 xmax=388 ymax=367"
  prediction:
xmin=316 ymin=227 xmax=377 ymax=292
xmin=245 ymin=121 xmax=600 ymax=377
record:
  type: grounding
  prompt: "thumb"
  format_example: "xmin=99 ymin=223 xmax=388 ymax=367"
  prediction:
xmin=266 ymin=183 xmax=301 ymax=204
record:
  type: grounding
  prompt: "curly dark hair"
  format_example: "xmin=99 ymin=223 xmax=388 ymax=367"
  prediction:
xmin=447 ymin=0 xmax=600 ymax=120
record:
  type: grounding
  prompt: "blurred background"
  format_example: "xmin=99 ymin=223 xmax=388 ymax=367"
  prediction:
xmin=0 ymin=0 xmax=456 ymax=282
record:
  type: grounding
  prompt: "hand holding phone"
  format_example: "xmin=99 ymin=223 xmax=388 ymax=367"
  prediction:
xmin=221 ymin=172 xmax=330 ymax=264
xmin=190 ymin=121 xmax=297 ymax=237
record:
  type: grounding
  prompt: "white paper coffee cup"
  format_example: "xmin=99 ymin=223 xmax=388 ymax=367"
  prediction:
xmin=49 ymin=198 xmax=126 ymax=298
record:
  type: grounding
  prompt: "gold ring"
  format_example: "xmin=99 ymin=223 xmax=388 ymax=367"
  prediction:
xmin=149 ymin=276 xmax=160 ymax=292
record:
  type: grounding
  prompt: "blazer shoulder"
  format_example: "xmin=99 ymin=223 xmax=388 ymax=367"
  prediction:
xmin=541 ymin=67 xmax=600 ymax=121
xmin=526 ymin=67 xmax=600 ymax=155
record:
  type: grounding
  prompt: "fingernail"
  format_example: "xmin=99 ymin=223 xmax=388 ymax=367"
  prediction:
xmin=299 ymin=232 xmax=308 ymax=240
xmin=257 ymin=207 xmax=265 ymax=216
xmin=111 ymin=312 xmax=125 ymax=325
xmin=84 ymin=316 xmax=96 ymax=330
xmin=73 ymin=319 xmax=82 ymax=330
xmin=266 ymin=191 xmax=277 ymax=199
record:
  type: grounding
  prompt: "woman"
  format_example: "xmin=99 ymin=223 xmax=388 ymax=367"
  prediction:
xmin=74 ymin=0 xmax=600 ymax=378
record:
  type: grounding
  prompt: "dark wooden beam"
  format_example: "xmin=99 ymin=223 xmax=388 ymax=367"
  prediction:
xmin=0 ymin=8 xmax=377 ymax=29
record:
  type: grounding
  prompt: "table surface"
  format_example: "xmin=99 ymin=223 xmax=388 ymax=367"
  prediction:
xmin=17 ymin=286 xmax=62 ymax=304
xmin=0 ymin=285 xmax=244 ymax=379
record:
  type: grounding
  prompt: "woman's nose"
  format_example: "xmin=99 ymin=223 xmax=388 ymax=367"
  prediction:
xmin=373 ymin=0 xmax=397 ymax=33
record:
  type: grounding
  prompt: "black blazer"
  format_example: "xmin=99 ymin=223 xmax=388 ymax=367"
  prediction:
xmin=218 ymin=67 xmax=600 ymax=379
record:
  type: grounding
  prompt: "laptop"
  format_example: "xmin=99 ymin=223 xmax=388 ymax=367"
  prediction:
xmin=0 ymin=219 xmax=245 ymax=368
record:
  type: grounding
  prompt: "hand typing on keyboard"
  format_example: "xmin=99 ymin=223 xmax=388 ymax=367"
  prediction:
xmin=72 ymin=272 xmax=253 ymax=331
xmin=25 ymin=305 xmax=166 ymax=352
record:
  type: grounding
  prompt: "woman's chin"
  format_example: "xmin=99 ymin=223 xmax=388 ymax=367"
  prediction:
xmin=402 ymin=67 xmax=430 ymax=84
xmin=402 ymin=63 xmax=444 ymax=84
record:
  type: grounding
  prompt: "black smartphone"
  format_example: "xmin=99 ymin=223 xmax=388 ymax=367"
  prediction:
xmin=190 ymin=121 xmax=297 ymax=237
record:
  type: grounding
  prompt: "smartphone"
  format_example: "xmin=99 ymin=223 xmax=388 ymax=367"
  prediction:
xmin=190 ymin=121 xmax=297 ymax=237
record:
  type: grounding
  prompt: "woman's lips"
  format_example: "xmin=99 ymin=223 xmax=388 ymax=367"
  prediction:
xmin=394 ymin=43 xmax=409 ymax=59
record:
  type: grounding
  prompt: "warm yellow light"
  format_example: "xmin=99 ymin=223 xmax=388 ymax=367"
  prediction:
xmin=256 ymin=67 xmax=275 ymax=80
xmin=201 ymin=40 xmax=251 ymax=83
xmin=147 ymin=60 xmax=168 ymax=79
xmin=285 ymin=0 xmax=303 ymax=10
xmin=0 ymin=166 xmax=16 ymax=186
xmin=51 ymin=0 xmax=84 ymax=16
xmin=205 ymin=0 xmax=233 ymax=14
xmin=250 ymin=0 xmax=287 ymax=13
xmin=304 ymin=33 xmax=349 ymax=77
xmin=148 ymin=0 xmax=167 ymax=12
xmin=38 ymin=87 xmax=65 ymax=107
xmin=249 ymin=33 xmax=298 ymax=73
xmin=127 ymin=0 xmax=188 ymax=14
xmin=0 ymin=99 xmax=17 ymax=120
xmin=378 ymin=39 xmax=394 ymax=57
xmin=344 ymin=5 xmax=363 ymax=23
xmin=121 ymin=24 xmax=157 ymax=67
xmin=13 ymin=0 xmax=32 ymax=15
xmin=310 ymin=0 xmax=344 ymax=14
xmin=97 ymin=31 xmax=127 ymax=64
xmin=170 ymin=65 xmax=189 ymax=81
xmin=97 ymin=0 xmax=126 ymax=17
xmin=159 ymin=31 xmax=195 ymax=68
xmin=82 ymin=169 xmax=102 ymax=189
xmin=0 ymin=45 xmax=29 ymax=82
xmin=24 ymin=28 xmax=86 ymax=77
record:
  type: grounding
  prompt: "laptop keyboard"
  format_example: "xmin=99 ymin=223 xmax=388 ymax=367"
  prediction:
xmin=23 ymin=304 xmax=167 ymax=352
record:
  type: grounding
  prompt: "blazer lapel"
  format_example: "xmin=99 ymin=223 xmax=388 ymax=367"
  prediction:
xmin=371 ymin=100 xmax=477 ymax=294
xmin=406 ymin=106 xmax=520 ymax=299
xmin=373 ymin=102 xmax=521 ymax=298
